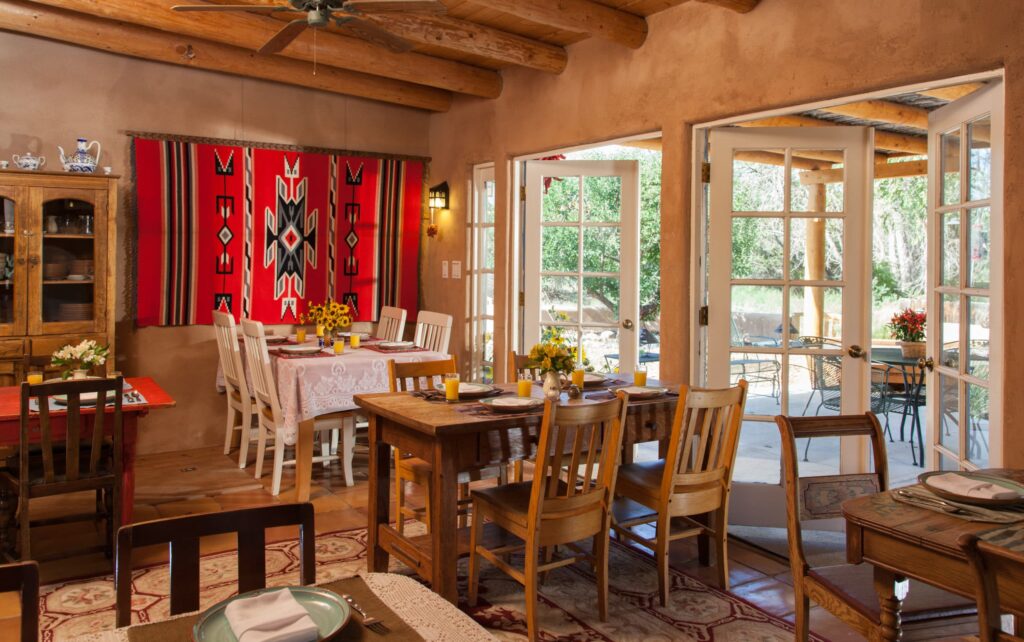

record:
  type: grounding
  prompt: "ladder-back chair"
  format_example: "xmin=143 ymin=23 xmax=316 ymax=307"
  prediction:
xmin=612 ymin=380 xmax=747 ymax=604
xmin=413 ymin=311 xmax=452 ymax=353
xmin=468 ymin=393 xmax=629 ymax=642
xmin=507 ymin=351 xmax=542 ymax=482
xmin=376 ymin=306 xmax=407 ymax=342
xmin=960 ymin=532 xmax=1024 ymax=642
xmin=213 ymin=311 xmax=256 ymax=468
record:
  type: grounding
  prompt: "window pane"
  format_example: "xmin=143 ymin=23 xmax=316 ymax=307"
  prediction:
xmin=732 ymin=151 xmax=785 ymax=212
xmin=541 ymin=226 xmax=578 ymax=272
xmin=731 ymin=217 xmax=783 ymax=279
xmin=938 ymin=375 xmax=960 ymax=456
xmin=581 ymin=327 xmax=619 ymax=374
xmin=582 ymin=227 xmax=621 ymax=273
xmin=790 ymin=218 xmax=843 ymax=281
xmin=480 ymin=273 xmax=494 ymax=317
xmin=583 ymin=176 xmax=621 ymax=222
xmin=968 ymin=115 xmax=992 ymax=202
xmin=732 ymin=354 xmax=782 ymax=416
xmin=733 ymin=419 xmax=781 ymax=484
xmin=731 ymin=285 xmax=783 ymax=347
xmin=967 ymin=296 xmax=990 ymax=380
xmin=968 ymin=207 xmax=990 ymax=289
xmin=582 ymin=276 xmax=618 ymax=323
xmin=941 ymin=128 xmax=961 ymax=205
xmin=941 ymin=211 xmax=960 ymax=287
xmin=541 ymin=276 xmax=578 ymax=323
xmin=480 ymin=227 xmax=495 ymax=270
xmin=788 ymin=356 xmax=842 ymax=419
xmin=542 ymin=176 xmax=579 ymax=222
xmin=541 ymin=325 xmax=579 ymax=351
xmin=791 ymin=152 xmax=843 ymax=212
xmin=939 ymin=294 xmax=960 ymax=370
xmin=966 ymin=383 xmax=989 ymax=468
xmin=790 ymin=287 xmax=842 ymax=341
xmin=483 ymin=180 xmax=495 ymax=223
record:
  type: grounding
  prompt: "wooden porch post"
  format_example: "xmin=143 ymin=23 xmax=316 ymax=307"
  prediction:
xmin=803 ymin=183 xmax=827 ymax=338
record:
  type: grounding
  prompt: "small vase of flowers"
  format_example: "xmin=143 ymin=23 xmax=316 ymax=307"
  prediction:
xmin=528 ymin=342 xmax=576 ymax=400
xmin=302 ymin=300 xmax=352 ymax=348
xmin=889 ymin=308 xmax=926 ymax=359
xmin=51 ymin=339 xmax=109 ymax=379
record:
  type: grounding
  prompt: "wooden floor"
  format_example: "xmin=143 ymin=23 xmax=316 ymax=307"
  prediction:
xmin=0 ymin=445 xmax=974 ymax=641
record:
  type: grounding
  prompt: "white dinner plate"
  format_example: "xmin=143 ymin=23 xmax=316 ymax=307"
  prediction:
xmin=264 ymin=335 xmax=288 ymax=344
xmin=478 ymin=397 xmax=544 ymax=413
xmin=435 ymin=382 xmax=496 ymax=398
xmin=378 ymin=341 xmax=415 ymax=350
xmin=279 ymin=344 xmax=323 ymax=355
xmin=613 ymin=385 xmax=669 ymax=400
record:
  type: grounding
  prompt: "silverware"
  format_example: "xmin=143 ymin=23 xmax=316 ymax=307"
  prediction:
xmin=342 ymin=593 xmax=389 ymax=634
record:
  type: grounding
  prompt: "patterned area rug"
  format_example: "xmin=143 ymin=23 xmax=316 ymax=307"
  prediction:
xmin=38 ymin=526 xmax=824 ymax=641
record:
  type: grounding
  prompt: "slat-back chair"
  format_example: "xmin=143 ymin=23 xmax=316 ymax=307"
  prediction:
xmin=413 ymin=311 xmax=452 ymax=353
xmin=114 ymin=503 xmax=315 ymax=628
xmin=213 ymin=311 xmax=255 ymax=469
xmin=0 ymin=377 xmax=124 ymax=561
xmin=240 ymin=319 xmax=354 ymax=494
xmin=611 ymin=380 xmax=747 ymax=605
xmin=777 ymin=413 xmax=977 ymax=641
xmin=376 ymin=306 xmax=407 ymax=342
xmin=960 ymin=533 xmax=1024 ymax=642
xmin=507 ymin=351 xmax=542 ymax=483
xmin=0 ymin=560 xmax=38 ymax=642
xmin=469 ymin=394 xmax=629 ymax=642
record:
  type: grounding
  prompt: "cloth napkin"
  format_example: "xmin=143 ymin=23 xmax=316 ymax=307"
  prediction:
xmin=224 ymin=589 xmax=318 ymax=642
xmin=927 ymin=472 xmax=1020 ymax=500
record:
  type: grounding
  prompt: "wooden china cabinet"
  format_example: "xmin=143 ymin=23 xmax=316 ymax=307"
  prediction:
xmin=0 ymin=169 xmax=117 ymax=383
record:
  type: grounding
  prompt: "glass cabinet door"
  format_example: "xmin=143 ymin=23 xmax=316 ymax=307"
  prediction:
xmin=0 ymin=185 xmax=27 ymax=336
xmin=30 ymin=188 xmax=107 ymax=335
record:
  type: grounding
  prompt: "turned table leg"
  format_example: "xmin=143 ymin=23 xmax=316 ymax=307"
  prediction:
xmin=873 ymin=566 xmax=908 ymax=641
xmin=367 ymin=414 xmax=391 ymax=573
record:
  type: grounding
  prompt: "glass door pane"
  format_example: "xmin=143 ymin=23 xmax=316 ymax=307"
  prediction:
xmin=0 ymin=188 xmax=25 ymax=336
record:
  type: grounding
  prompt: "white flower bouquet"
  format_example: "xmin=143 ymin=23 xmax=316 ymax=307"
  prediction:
xmin=51 ymin=339 xmax=109 ymax=379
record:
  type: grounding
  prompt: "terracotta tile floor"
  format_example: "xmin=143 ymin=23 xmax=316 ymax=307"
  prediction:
xmin=0 ymin=446 xmax=976 ymax=641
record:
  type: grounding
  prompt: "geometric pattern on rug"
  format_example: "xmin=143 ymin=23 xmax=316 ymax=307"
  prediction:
xmin=38 ymin=526 xmax=827 ymax=642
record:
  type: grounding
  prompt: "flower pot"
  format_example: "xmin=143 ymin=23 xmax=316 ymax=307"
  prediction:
xmin=72 ymin=369 xmax=89 ymax=380
xmin=900 ymin=341 xmax=926 ymax=359
xmin=542 ymin=371 xmax=563 ymax=401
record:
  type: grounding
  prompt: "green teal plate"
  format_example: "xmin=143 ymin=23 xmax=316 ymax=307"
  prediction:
xmin=192 ymin=586 xmax=351 ymax=642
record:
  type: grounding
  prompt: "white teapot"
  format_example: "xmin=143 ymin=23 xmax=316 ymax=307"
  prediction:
xmin=12 ymin=153 xmax=45 ymax=171
xmin=58 ymin=138 xmax=101 ymax=173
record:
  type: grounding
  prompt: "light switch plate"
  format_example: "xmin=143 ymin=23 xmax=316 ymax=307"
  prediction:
xmin=451 ymin=260 xmax=462 ymax=279
xmin=442 ymin=260 xmax=449 ymax=278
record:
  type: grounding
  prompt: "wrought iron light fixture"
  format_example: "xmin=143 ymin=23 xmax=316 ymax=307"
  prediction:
xmin=426 ymin=181 xmax=449 ymax=238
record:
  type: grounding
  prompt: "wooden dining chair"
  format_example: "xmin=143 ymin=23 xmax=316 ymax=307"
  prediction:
xmin=240 ymin=319 xmax=355 ymax=494
xmin=0 ymin=560 xmax=38 ymax=642
xmin=114 ymin=503 xmax=315 ymax=628
xmin=376 ymin=305 xmax=407 ymax=341
xmin=413 ymin=311 xmax=453 ymax=353
xmin=388 ymin=357 xmax=504 ymax=532
xmin=0 ymin=377 xmax=124 ymax=561
xmin=506 ymin=351 xmax=542 ymax=483
xmin=778 ymin=413 xmax=978 ymax=641
xmin=212 ymin=311 xmax=256 ymax=468
xmin=468 ymin=393 xmax=629 ymax=642
xmin=960 ymin=533 xmax=1024 ymax=642
xmin=611 ymin=380 xmax=747 ymax=605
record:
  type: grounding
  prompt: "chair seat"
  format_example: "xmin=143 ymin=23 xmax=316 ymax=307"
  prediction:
xmin=808 ymin=563 xmax=976 ymax=624
xmin=399 ymin=456 xmax=504 ymax=485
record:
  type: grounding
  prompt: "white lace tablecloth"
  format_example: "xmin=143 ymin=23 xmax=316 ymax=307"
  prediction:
xmin=69 ymin=572 xmax=495 ymax=642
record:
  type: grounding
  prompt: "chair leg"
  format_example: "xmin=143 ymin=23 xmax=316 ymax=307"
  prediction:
xmin=525 ymin=542 xmax=540 ymax=642
xmin=794 ymin=589 xmax=810 ymax=642
xmin=271 ymin=437 xmax=286 ymax=496
xmin=224 ymin=404 xmax=238 ymax=455
xmin=594 ymin=532 xmax=609 ymax=621
xmin=655 ymin=518 xmax=670 ymax=607
xmin=237 ymin=406 xmax=253 ymax=469
xmin=340 ymin=418 xmax=355 ymax=487
xmin=254 ymin=423 xmax=269 ymax=480
xmin=714 ymin=508 xmax=729 ymax=590
xmin=321 ymin=430 xmax=333 ymax=470
xmin=802 ymin=437 xmax=812 ymax=462
xmin=18 ymin=496 xmax=29 ymax=562
xmin=0 ymin=489 xmax=11 ymax=559
xmin=395 ymin=471 xmax=405 ymax=534
xmin=457 ymin=483 xmax=469 ymax=529
xmin=513 ymin=460 xmax=524 ymax=483
xmin=468 ymin=502 xmax=483 ymax=607
xmin=423 ymin=477 xmax=432 ymax=534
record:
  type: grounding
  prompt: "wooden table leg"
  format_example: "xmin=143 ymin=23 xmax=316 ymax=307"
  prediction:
xmin=294 ymin=419 xmax=314 ymax=503
xmin=431 ymin=435 xmax=459 ymax=604
xmin=121 ymin=414 xmax=139 ymax=524
xmin=873 ymin=566 xmax=907 ymax=641
xmin=367 ymin=414 xmax=391 ymax=573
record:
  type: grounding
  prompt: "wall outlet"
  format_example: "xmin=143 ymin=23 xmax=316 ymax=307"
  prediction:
xmin=442 ymin=260 xmax=449 ymax=278
xmin=451 ymin=260 xmax=462 ymax=279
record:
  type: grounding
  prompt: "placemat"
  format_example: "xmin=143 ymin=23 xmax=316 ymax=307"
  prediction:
xmin=413 ymin=389 xmax=506 ymax=404
xmin=275 ymin=350 xmax=334 ymax=359
xmin=362 ymin=345 xmax=428 ymax=354
xmin=127 ymin=576 xmax=423 ymax=642
xmin=891 ymin=485 xmax=1024 ymax=523
xmin=979 ymin=523 xmax=1024 ymax=551
xmin=454 ymin=403 xmax=544 ymax=420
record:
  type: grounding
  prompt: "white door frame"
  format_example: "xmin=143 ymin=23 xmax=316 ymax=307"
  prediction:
xmin=523 ymin=159 xmax=641 ymax=371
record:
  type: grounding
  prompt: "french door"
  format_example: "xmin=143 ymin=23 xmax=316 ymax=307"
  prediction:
xmin=523 ymin=160 xmax=640 ymax=374
xmin=925 ymin=81 xmax=1003 ymax=470
xmin=706 ymin=126 xmax=873 ymax=524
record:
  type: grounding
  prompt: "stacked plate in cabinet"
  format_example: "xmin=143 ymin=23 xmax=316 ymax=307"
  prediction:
xmin=58 ymin=303 xmax=92 ymax=321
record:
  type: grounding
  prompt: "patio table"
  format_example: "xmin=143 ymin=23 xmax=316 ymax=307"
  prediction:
xmin=872 ymin=346 xmax=927 ymax=466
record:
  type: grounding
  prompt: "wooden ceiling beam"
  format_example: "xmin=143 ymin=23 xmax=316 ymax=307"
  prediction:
xmin=736 ymin=115 xmax=927 ymax=154
xmin=799 ymin=159 xmax=928 ymax=185
xmin=820 ymin=99 xmax=928 ymax=130
xmin=465 ymin=0 xmax=648 ymax=49
xmin=696 ymin=0 xmax=760 ymax=13
xmin=0 ymin=0 xmax=451 ymax=110
xmin=28 ymin=0 xmax=502 ymax=98
xmin=918 ymin=82 xmax=985 ymax=101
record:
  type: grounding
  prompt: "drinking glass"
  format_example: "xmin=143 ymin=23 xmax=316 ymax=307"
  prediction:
xmin=517 ymin=378 xmax=532 ymax=397
xmin=26 ymin=371 xmax=42 ymax=385
xmin=633 ymin=364 xmax=648 ymax=387
xmin=444 ymin=373 xmax=460 ymax=402
xmin=295 ymin=328 xmax=307 ymax=343
xmin=572 ymin=368 xmax=585 ymax=387
xmin=350 ymin=334 xmax=361 ymax=349
xmin=333 ymin=340 xmax=345 ymax=354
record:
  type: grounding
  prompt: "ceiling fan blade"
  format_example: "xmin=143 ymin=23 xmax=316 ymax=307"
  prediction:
xmin=258 ymin=18 xmax=309 ymax=54
xmin=172 ymin=4 xmax=292 ymax=10
xmin=343 ymin=0 xmax=446 ymax=14
xmin=336 ymin=16 xmax=414 ymax=53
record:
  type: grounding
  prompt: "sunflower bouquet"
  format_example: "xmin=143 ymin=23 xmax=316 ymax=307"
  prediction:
xmin=528 ymin=342 xmax=575 ymax=375
xmin=301 ymin=300 xmax=352 ymax=336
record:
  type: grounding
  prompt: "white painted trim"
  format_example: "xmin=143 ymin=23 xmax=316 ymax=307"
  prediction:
xmin=511 ymin=130 xmax=662 ymax=163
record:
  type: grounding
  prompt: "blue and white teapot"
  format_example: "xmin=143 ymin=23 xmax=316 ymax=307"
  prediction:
xmin=58 ymin=138 xmax=102 ymax=173
xmin=11 ymin=152 xmax=45 ymax=171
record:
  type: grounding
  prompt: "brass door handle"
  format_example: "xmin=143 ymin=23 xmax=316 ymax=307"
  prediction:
xmin=27 ymin=255 xmax=39 ymax=266
xmin=848 ymin=345 xmax=866 ymax=359
xmin=918 ymin=357 xmax=935 ymax=371
xmin=622 ymin=319 xmax=634 ymax=330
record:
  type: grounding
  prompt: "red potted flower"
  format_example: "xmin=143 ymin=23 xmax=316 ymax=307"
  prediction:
xmin=889 ymin=308 xmax=926 ymax=358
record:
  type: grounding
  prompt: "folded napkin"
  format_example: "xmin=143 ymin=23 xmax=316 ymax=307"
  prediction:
xmin=224 ymin=589 xmax=318 ymax=642
xmin=927 ymin=472 xmax=1020 ymax=500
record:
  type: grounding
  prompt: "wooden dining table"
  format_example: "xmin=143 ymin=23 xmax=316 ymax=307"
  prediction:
xmin=843 ymin=468 xmax=1024 ymax=641
xmin=355 ymin=379 xmax=678 ymax=603
xmin=0 ymin=376 xmax=175 ymax=524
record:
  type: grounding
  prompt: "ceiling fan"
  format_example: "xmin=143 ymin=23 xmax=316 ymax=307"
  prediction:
xmin=171 ymin=0 xmax=446 ymax=54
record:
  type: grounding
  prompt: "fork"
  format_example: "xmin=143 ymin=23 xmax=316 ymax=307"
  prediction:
xmin=342 ymin=594 xmax=390 ymax=634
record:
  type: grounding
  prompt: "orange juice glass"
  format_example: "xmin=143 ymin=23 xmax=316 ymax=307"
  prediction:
xmin=333 ymin=340 xmax=344 ymax=354
xmin=517 ymin=378 xmax=532 ymax=397
xmin=26 ymin=371 xmax=42 ymax=385
xmin=444 ymin=373 xmax=460 ymax=402
xmin=633 ymin=367 xmax=648 ymax=387
xmin=571 ymin=368 xmax=585 ymax=387
xmin=296 ymin=328 xmax=307 ymax=343
xmin=316 ymin=325 xmax=325 ymax=337
xmin=350 ymin=334 xmax=361 ymax=349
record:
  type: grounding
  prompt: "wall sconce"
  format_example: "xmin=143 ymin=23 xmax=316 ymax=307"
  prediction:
xmin=426 ymin=181 xmax=448 ymax=238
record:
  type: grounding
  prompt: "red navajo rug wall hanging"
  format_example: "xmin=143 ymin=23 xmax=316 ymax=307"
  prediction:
xmin=133 ymin=135 xmax=423 ymax=327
